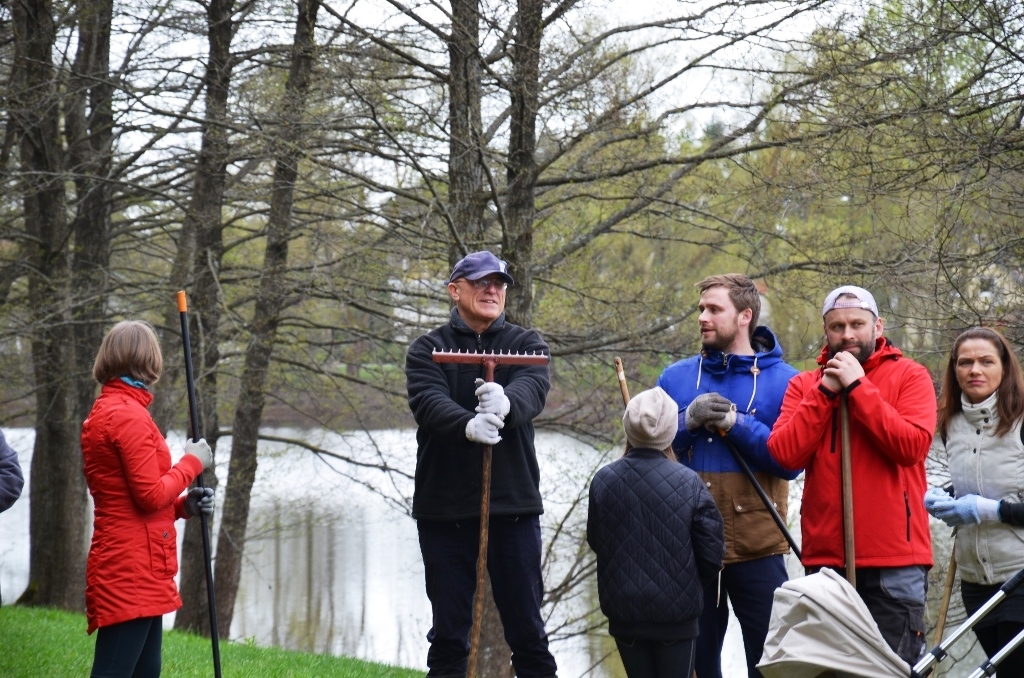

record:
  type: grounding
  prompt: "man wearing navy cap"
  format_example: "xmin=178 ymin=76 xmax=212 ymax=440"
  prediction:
xmin=769 ymin=285 xmax=936 ymax=666
xmin=405 ymin=251 xmax=557 ymax=678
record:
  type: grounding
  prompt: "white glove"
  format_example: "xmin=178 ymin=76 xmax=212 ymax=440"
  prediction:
xmin=185 ymin=438 xmax=213 ymax=470
xmin=466 ymin=412 xmax=503 ymax=445
xmin=474 ymin=379 xmax=511 ymax=418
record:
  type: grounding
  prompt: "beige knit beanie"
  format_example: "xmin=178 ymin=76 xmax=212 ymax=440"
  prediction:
xmin=622 ymin=387 xmax=679 ymax=450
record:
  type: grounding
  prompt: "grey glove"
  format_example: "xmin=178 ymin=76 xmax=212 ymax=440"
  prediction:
xmin=184 ymin=486 xmax=214 ymax=518
xmin=185 ymin=438 xmax=213 ymax=470
xmin=466 ymin=412 xmax=503 ymax=445
xmin=474 ymin=378 xmax=511 ymax=418
xmin=685 ymin=393 xmax=737 ymax=432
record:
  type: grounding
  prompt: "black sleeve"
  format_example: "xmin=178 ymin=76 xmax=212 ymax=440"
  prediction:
xmin=405 ymin=333 xmax=475 ymax=440
xmin=586 ymin=473 xmax=605 ymax=555
xmin=999 ymin=500 xmax=1024 ymax=526
xmin=500 ymin=329 xmax=551 ymax=429
xmin=0 ymin=429 xmax=24 ymax=513
xmin=690 ymin=477 xmax=725 ymax=589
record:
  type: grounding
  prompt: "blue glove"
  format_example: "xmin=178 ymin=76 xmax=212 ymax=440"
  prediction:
xmin=184 ymin=486 xmax=214 ymax=518
xmin=923 ymin=487 xmax=950 ymax=515
xmin=930 ymin=494 xmax=1000 ymax=526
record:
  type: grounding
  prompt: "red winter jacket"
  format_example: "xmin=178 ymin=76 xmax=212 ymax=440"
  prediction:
xmin=768 ymin=338 xmax=936 ymax=570
xmin=82 ymin=379 xmax=204 ymax=633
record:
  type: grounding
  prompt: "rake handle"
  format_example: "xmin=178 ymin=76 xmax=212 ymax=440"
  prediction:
xmin=466 ymin=359 xmax=496 ymax=678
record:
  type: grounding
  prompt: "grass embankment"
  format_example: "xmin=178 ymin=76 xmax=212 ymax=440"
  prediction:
xmin=0 ymin=605 xmax=424 ymax=678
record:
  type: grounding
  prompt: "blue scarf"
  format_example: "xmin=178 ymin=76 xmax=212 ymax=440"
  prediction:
xmin=119 ymin=375 xmax=149 ymax=390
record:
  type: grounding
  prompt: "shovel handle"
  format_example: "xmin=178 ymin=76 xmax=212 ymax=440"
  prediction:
xmin=840 ymin=393 xmax=856 ymax=586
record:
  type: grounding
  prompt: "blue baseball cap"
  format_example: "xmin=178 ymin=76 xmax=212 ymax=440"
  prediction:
xmin=449 ymin=251 xmax=514 ymax=285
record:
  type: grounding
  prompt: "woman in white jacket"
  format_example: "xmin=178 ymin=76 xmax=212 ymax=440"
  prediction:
xmin=925 ymin=327 xmax=1024 ymax=676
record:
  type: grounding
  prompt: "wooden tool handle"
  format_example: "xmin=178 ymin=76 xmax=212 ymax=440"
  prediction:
xmin=840 ymin=393 xmax=856 ymax=586
xmin=613 ymin=357 xmax=630 ymax=406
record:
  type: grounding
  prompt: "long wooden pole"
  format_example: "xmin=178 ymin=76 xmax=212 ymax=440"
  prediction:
xmin=177 ymin=291 xmax=223 ymax=678
xmin=465 ymin=360 xmax=496 ymax=678
xmin=840 ymin=393 xmax=856 ymax=586
xmin=933 ymin=547 xmax=958 ymax=645
xmin=613 ymin=357 xmax=630 ymax=405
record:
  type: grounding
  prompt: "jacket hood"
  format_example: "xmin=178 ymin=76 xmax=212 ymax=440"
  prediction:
xmin=698 ymin=326 xmax=786 ymax=376
xmin=815 ymin=336 xmax=902 ymax=369
xmin=693 ymin=326 xmax=788 ymax=415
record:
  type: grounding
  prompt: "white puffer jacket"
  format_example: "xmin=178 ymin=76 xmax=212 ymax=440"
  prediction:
xmin=936 ymin=392 xmax=1024 ymax=584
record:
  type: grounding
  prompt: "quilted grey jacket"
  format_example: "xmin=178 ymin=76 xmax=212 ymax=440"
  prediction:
xmin=587 ymin=447 xmax=725 ymax=640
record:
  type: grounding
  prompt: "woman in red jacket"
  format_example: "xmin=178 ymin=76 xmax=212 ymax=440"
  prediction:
xmin=82 ymin=320 xmax=214 ymax=678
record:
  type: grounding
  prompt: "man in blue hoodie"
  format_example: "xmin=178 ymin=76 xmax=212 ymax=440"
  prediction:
xmin=656 ymin=274 xmax=800 ymax=678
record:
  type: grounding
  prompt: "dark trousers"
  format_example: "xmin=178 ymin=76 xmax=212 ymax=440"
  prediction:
xmin=973 ymin=622 xmax=1024 ymax=677
xmin=695 ymin=554 xmax=787 ymax=678
xmin=90 ymin=615 xmax=163 ymax=678
xmin=417 ymin=515 xmax=557 ymax=678
xmin=809 ymin=565 xmax=927 ymax=667
xmin=615 ymin=637 xmax=696 ymax=678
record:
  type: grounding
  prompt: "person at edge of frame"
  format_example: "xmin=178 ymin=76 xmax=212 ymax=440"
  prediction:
xmin=0 ymin=426 xmax=24 ymax=607
xmin=404 ymin=250 xmax=558 ymax=678
xmin=769 ymin=285 xmax=936 ymax=667
xmin=925 ymin=327 xmax=1024 ymax=677
xmin=655 ymin=273 xmax=800 ymax=678
xmin=82 ymin=320 xmax=215 ymax=678
xmin=588 ymin=386 xmax=725 ymax=678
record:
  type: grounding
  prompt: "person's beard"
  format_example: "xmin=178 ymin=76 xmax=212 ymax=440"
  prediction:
xmin=702 ymin=322 xmax=738 ymax=353
xmin=828 ymin=332 xmax=876 ymax=364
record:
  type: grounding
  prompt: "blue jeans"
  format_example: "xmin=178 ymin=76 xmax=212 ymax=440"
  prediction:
xmin=695 ymin=555 xmax=788 ymax=678
xmin=90 ymin=615 xmax=163 ymax=678
xmin=417 ymin=515 xmax=557 ymax=678
xmin=615 ymin=637 xmax=695 ymax=678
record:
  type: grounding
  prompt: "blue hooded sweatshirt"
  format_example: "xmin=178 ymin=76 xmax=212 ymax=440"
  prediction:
xmin=656 ymin=326 xmax=800 ymax=563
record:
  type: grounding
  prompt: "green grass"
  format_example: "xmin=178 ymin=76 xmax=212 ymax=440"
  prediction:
xmin=0 ymin=605 xmax=425 ymax=678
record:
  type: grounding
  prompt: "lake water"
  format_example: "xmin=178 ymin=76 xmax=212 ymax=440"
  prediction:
xmin=0 ymin=427 xmax=759 ymax=676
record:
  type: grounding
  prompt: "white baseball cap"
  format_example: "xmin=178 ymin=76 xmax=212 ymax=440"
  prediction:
xmin=822 ymin=285 xmax=878 ymax=317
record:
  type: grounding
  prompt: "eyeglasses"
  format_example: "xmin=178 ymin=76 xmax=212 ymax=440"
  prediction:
xmin=460 ymin=278 xmax=507 ymax=291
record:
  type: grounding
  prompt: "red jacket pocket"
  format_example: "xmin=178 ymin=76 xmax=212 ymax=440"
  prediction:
xmin=146 ymin=521 xmax=178 ymax=578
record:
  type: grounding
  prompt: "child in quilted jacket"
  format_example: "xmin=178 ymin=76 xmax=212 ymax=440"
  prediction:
xmin=587 ymin=387 xmax=725 ymax=678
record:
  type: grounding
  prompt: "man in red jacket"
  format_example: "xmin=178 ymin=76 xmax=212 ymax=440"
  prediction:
xmin=768 ymin=285 xmax=936 ymax=666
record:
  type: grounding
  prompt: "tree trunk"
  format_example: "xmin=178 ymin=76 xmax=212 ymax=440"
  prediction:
xmin=447 ymin=1 xmax=512 ymax=672
xmin=10 ymin=0 xmax=89 ymax=611
xmin=502 ymin=0 xmax=542 ymax=330
xmin=213 ymin=0 xmax=319 ymax=635
xmin=174 ymin=0 xmax=236 ymax=634
xmin=448 ymin=0 xmax=487 ymax=262
xmin=480 ymin=573 xmax=515 ymax=678
xmin=67 ymin=0 xmax=115 ymax=442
